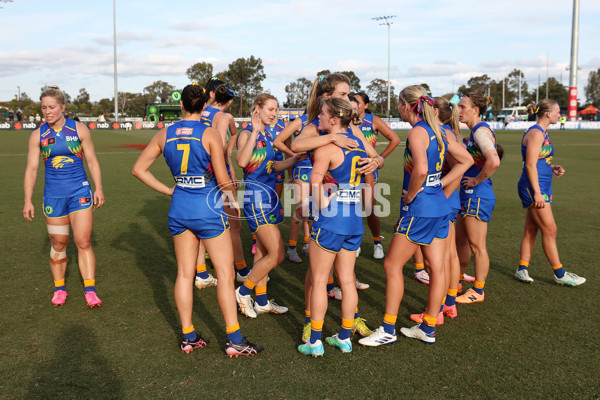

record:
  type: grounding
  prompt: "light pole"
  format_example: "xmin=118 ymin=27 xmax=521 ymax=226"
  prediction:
xmin=113 ymin=0 xmax=118 ymax=122
xmin=17 ymin=85 xmax=20 ymax=111
xmin=567 ymin=0 xmax=580 ymax=121
xmin=372 ymin=15 xmax=395 ymax=119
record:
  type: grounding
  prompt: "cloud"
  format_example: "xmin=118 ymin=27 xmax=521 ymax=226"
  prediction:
xmin=168 ymin=22 xmax=213 ymax=32
xmin=153 ymin=37 xmax=216 ymax=49
xmin=93 ymin=31 xmax=153 ymax=46
xmin=408 ymin=61 xmax=471 ymax=77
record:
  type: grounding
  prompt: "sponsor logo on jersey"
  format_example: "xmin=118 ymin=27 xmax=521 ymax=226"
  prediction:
xmin=45 ymin=206 xmax=53 ymax=215
xmin=269 ymin=214 xmax=277 ymax=223
xmin=176 ymin=127 xmax=194 ymax=136
xmin=42 ymin=137 xmax=56 ymax=147
xmin=544 ymin=139 xmax=550 ymax=146
xmin=175 ymin=175 xmax=206 ymax=188
xmin=337 ymin=189 xmax=361 ymax=203
xmin=425 ymin=172 xmax=442 ymax=187
xmin=257 ymin=141 xmax=266 ymax=149
xmin=41 ymin=130 xmax=51 ymax=138
xmin=51 ymin=156 xmax=74 ymax=169
xmin=79 ymin=197 xmax=91 ymax=204
xmin=66 ymin=135 xmax=79 ymax=142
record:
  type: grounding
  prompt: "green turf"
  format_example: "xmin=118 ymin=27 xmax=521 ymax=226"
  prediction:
xmin=1 ymin=129 xmax=598 ymax=399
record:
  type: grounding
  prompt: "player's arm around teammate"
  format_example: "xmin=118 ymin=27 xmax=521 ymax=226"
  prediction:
xmin=298 ymin=98 xmax=366 ymax=356
xmin=23 ymin=86 xmax=104 ymax=308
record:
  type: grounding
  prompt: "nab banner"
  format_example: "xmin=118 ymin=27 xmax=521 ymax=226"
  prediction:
xmin=0 ymin=121 xmax=41 ymax=130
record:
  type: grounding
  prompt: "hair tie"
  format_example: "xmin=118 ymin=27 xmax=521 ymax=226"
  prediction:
xmin=339 ymin=109 xmax=343 ymax=117
xmin=535 ymin=104 xmax=540 ymax=114
xmin=410 ymin=95 xmax=435 ymax=114
xmin=192 ymin=82 xmax=199 ymax=86
xmin=202 ymin=87 xmax=206 ymax=93
xmin=318 ymin=75 xmax=324 ymax=83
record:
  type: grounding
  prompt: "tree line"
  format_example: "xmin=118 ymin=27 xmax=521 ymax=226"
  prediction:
xmin=2 ymin=59 xmax=599 ymax=120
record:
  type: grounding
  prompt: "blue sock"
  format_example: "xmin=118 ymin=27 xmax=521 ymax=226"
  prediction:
xmin=419 ymin=321 xmax=435 ymax=335
xmin=226 ymin=324 xmax=243 ymax=345
xmin=183 ymin=330 xmax=197 ymax=341
xmin=196 ymin=264 xmax=209 ymax=279
xmin=326 ymin=278 xmax=335 ymax=292
xmin=382 ymin=314 xmax=396 ymax=335
xmin=255 ymin=286 xmax=268 ymax=307
xmin=553 ymin=264 xmax=566 ymax=278
xmin=235 ymin=261 xmax=249 ymax=277
xmin=310 ymin=320 xmax=323 ymax=344
xmin=517 ymin=265 xmax=528 ymax=271
xmin=339 ymin=318 xmax=353 ymax=341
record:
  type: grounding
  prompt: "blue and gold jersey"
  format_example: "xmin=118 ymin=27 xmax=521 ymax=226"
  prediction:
xmin=520 ymin=124 xmax=554 ymax=183
xmin=293 ymin=115 xmax=312 ymax=168
xmin=40 ymin=119 xmax=90 ymax=198
xmin=313 ymin=130 xmax=366 ymax=235
xmin=359 ymin=114 xmax=377 ymax=148
xmin=266 ymin=119 xmax=285 ymax=162
xmin=401 ymin=121 xmax=450 ymax=217
xmin=241 ymin=125 xmax=276 ymax=189
xmin=462 ymin=121 xmax=496 ymax=200
xmin=163 ymin=120 xmax=222 ymax=220
xmin=440 ymin=124 xmax=461 ymax=212
xmin=201 ymin=105 xmax=231 ymax=142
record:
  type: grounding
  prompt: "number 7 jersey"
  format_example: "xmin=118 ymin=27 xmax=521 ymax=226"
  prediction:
xmin=163 ymin=120 xmax=222 ymax=219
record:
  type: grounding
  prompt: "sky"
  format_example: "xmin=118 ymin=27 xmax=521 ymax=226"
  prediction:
xmin=1 ymin=0 xmax=599 ymax=106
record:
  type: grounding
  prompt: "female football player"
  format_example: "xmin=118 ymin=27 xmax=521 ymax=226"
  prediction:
xmin=23 ymin=85 xmax=105 ymax=308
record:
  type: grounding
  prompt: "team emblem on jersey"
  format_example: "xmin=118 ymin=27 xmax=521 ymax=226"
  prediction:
xmin=176 ymin=127 xmax=194 ymax=136
xmin=266 ymin=160 xmax=274 ymax=174
xmin=51 ymin=156 xmax=74 ymax=169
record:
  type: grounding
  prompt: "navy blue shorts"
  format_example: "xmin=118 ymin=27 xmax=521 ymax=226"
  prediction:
xmin=393 ymin=215 xmax=450 ymax=245
xmin=460 ymin=197 xmax=495 ymax=222
xmin=518 ymin=181 xmax=552 ymax=208
xmin=292 ymin=166 xmax=311 ymax=183
xmin=43 ymin=189 xmax=94 ymax=218
xmin=169 ymin=215 xmax=230 ymax=239
xmin=244 ymin=201 xmax=283 ymax=234
xmin=310 ymin=226 xmax=362 ymax=253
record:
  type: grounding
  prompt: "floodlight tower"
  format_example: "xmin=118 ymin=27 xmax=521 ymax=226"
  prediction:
xmin=567 ymin=0 xmax=580 ymax=121
xmin=113 ymin=0 xmax=118 ymax=122
xmin=372 ymin=15 xmax=396 ymax=119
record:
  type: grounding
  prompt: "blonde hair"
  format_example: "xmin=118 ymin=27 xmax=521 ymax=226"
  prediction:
xmin=40 ymin=85 xmax=66 ymax=105
xmin=307 ymin=73 xmax=350 ymax=122
xmin=321 ymin=98 xmax=361 ymax=128
xmin=399 ymin=85 xmax=445 ymax=149
xmin=527 ymin=99 xmax=558 ymax=120
xmin=435 ymin=97 xmax=462 ymax=142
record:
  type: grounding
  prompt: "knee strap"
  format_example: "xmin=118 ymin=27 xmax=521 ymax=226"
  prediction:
xmin=50 ymin=247 xmax=68 ymax=265
xmin=47 ymin=224 xmax=69 ymax=236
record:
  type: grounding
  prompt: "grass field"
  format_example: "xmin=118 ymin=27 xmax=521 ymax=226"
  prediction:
xmin=1 ymin=128 xmax=599 ymax=399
